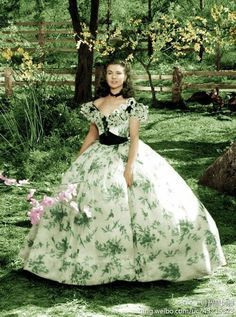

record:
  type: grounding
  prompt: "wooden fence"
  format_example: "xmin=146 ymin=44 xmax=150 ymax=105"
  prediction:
xmin=1 ymin=21 xmax=236 ymax=100
xmin=0 ymin=67 xmax=236 ymax=101
xmin=0 ymin=21 xmax=75 ymax=53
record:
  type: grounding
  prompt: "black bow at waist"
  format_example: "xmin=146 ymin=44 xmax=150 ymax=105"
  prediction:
xmin=99 ymin=131 xmax=128 ymax=145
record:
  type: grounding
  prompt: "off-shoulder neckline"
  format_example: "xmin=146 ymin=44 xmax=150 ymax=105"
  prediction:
xmin=91 ymin=97 xmax=134 ymax=118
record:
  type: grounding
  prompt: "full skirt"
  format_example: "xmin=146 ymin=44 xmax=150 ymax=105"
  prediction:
xmin=19 ymin=140 xmax=226 ymax=285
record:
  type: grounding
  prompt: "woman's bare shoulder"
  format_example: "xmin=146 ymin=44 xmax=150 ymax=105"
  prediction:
xmin=93 ymin=97 xmax=105 ymax=107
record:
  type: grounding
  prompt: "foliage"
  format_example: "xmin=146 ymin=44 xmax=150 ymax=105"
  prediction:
xmin=0 ymin=46 xmax=88 ymax=178
xmin=0 ymin=0 xmax=20 ymax=27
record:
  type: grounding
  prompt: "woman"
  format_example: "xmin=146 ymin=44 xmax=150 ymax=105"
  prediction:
xmin=20 ymin=60 xmax=226 ymax=285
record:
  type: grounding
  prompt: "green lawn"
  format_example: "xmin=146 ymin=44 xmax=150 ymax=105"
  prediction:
xmin=0 ymin=106 xmax=236 ymax=317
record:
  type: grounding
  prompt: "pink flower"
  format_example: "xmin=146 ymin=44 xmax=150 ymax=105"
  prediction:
xmin=4 ymin=178 xmax=17 ymax=186
xmin=83 ymin=205 xmax=92 ymax=218
xmin=28 ymin=205 xmax=44 ymax=225
xmin=67 ymin=183 xmax=78 ymax=196
xmin=27 ymin=189 xmax=36 ymax=201
xmin=70 ymin=201 xmax=79 ymax=212
xmin=41 ymin=195 xmax=56 ymax=207
xmin=57 ymin=191 xmax=72 ymax=202
xmin=30 ymin=198 xmax=39 ymax=207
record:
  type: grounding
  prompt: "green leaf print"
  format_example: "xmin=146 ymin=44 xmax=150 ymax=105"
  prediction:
xmin=84 ymin=228 xmax=98 ymax=243
xmin=102 ymin=220 xmax=119 ymax=233
xmin=102 ymin=262 xmax=116 ymax=276
xmin=187 ymin=253 xmax=199 ymax=265
xmin=159 ymin=263 xmax=181 ymax=280
xmin=179 ymin=220 xmax=194 ymax=242
xmin=71 ymin=263 xmax=92 ymax=284
xmin=59 ymin=259 xmax=72 ymax=272
xmin=95 ymin=238 xmax=126 ymax=257
xmin=106 ymin=184 xmax=125 ymax=200
xmin=118 ymin=223 xmax=130 ymax=241
xmin=27 ymin=239 xmax=34 ymax=247
xmin=185 ymin=243 xmax=191 ymax=256
xmin=102 ymin=258 xmax=122 ymax=276
xmin=106 ymin=211 xmax=115 ymax=220
xmin=28 ymin=255 xmax=49 ymax=274
xmin=88 ymin=161 xmax=102 ymax=173
xmin=148 ymin=250 xmax=162 ymax=262
xmin=205 ymin=230 xmax=219 ymax=261
xmin=136 ymin=225 xmax=157 ymax=248
xmin=141 ymin=179 xmax=154 ymax=193
xmin=47 ymin=204 xmax=68 ymax=229
xmin=74 ymin=212 xmax=91 ymax=227
xmin=164 ymin=250 xmax=180 ymax=258
xmin=51 ymin=236 xmax=70 ymax=257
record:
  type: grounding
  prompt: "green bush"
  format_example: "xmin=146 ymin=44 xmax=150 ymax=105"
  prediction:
xmin=0 ymin=84 xmax=88 ymax=180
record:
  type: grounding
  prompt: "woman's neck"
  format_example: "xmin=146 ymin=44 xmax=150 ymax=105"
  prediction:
xmin=109 ymin=88 xmax=123 ymax=97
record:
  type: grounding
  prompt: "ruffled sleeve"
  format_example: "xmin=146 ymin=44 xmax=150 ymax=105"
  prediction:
xmin=128 ymin=98 xmax=148 ymax=122
xmin=80 ymin=101 xmax=97 ymax=123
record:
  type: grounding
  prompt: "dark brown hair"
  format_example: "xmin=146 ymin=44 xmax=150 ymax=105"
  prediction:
xmin=95 ymin=60 xmax=134 ymax=98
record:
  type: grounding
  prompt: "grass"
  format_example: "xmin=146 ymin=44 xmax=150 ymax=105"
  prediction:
xmin=0 ymin=105 xmax=236 ymax=317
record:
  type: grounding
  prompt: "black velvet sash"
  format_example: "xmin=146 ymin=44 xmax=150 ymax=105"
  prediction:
xmin=99 ymin=131 xmax=128 ymax=145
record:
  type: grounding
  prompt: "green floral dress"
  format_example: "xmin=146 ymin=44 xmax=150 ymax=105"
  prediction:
xmin=20 ymin=97 xmax=226 ymax=285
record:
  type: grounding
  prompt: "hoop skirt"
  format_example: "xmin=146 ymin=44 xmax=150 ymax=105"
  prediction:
xmin=19 ymin=98 xmax=226 ymax=285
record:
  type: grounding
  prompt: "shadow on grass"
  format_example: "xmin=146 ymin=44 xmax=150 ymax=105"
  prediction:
xmin=0 ymin=269 xmax=206 ymax=316
xmin=147 ymin=140 xmax=227 ymax=162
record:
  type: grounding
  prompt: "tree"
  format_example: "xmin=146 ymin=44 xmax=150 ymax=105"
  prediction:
xmin=68 ymin=0 xmax=99 ymax=106
xmin=0 ymin=0 xmax=20 ymax=27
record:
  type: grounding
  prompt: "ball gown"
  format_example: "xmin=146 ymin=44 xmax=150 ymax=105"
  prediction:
xmin=19 ymin=97 xmax=226 ymax=285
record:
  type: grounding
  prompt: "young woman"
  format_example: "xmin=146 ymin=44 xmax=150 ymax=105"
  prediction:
xmin=20 ymin=60 xmax=226 ymax=285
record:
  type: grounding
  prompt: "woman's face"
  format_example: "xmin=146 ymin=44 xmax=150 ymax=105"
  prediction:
xmin=106 ymin=64 xmax=127 ymax=91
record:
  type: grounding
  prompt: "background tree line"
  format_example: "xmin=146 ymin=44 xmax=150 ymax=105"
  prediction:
xmin=0 ymin=0 xmax=235 ymax=105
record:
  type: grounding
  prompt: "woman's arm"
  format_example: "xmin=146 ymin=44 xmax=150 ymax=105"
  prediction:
xmin=78 ymin=123 xmax=99 ymax=156
xmin=124 ymin=117 xmax=140 ymax=187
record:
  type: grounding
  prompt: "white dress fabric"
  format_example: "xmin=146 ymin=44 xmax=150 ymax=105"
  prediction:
xmin=19 ymin=97 xmax=226 ymax=285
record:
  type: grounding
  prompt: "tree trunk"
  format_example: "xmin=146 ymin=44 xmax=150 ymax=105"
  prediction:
xmin=68 ymin=0 xmax=99 ymax=106
xmin=146 ymin=68 xmax=158 ymax=107
xmin=215 ymin=42 xmax=222 ymax=71
xmin=147 ymin=0 xmax=153 ymax=57
xmin=138 ymin=58 xmax=158 ymax=107
xmin=172 ymin=67 xmax=183 ymax=104
xmin=198 ymin=0 xmax=205 ymax=62
xmin=199 ymin=142 xmax=236 ymax=196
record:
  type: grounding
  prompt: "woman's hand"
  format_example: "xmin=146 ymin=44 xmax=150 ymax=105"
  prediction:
xmin=124 ymin=165 xmax=133 ymax=187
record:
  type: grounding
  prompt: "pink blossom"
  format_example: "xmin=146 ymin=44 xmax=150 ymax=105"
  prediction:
xmin=67 ymin=183 xmax=78 ymax=196
xmin=57 ymin=190 xmax=72 ymax=202
xmin=70 ymin=201 xmax=79 ymax=212
xmin=41 ymin=195 xmax=56 ymax=207
xmin=4 ymin=178 xmax=17 ymax=186
xmin=28 ymin=205 xmax=44 ymax=225
xmin=30 ymin=198 xmax=39 ymax=207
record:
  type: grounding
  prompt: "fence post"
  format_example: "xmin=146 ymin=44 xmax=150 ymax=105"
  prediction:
xmin=4 ymin=68 xmax=13 ymax=97
xmin=38 ymin=20 xmax=45 ymax=62
xmin=172 ymin=67 xmax=183 ymax=104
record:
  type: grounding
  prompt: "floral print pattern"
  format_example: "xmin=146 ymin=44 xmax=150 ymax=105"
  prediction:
xmin=19 ymin=98 xmax=226 ymax=285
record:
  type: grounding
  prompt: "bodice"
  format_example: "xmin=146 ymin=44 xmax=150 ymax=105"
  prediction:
xmin=80 ymin=97 xmax=148 ymax=138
